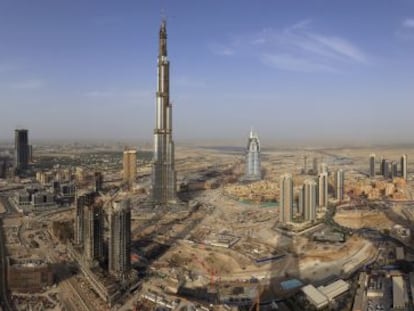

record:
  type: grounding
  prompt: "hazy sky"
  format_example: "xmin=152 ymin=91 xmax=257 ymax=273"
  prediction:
xmin=0 ymin=0 xmax=414 ymax=145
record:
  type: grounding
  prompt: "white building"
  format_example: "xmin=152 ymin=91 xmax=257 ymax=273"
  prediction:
xmin=301 ymin=284 xmax=328 ymax=309
xmin=244 ymin=129 xmax=261 ymax=181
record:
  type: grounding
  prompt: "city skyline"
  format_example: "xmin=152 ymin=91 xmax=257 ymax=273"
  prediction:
xmin=1 ymin=1 xmax=414 ymax=145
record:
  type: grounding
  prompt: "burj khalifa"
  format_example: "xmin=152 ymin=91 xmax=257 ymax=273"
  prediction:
xmin=152 ymin=20 xmax=177 ymax=204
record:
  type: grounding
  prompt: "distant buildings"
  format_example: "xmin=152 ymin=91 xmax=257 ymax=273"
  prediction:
xmin=312 ymin=158 xmax=319 ymax=175
xmin=14 ymin=129 xmax=30 ymax=174
xmin=335 ymin=169 xmax=345 ymax=201
xmin=383 ymin=159 xmax=390 ymax=179
xmin=0 ymin=157 xmax=9 ymax=179
xmin=369 ymin=153 xmax=375 ymax=177
xmin=95 ymin=171 xmax=104 ymax=192
xmin=109 ymin=199 xmax=131 ymax=278
xmin=373 ymin=153 xmax=408 ymax=180
xmin=318 ymin=172 xmax=328 ymax=208
xmin=319 ymin=163 xmax=328 ymax=174
xmin=279 ymin=174 xmax=293 ymax=223
xmin=391 ymin=161 xmax=398 ymax=179
xmin=299 ymin=179 xmax=317 ymax=221
xmin=401 ymin=154 xmax=407 ymax=180
xmin=123 ymin=149 xmax=137 ymax=189
xmin=243 ymin=129 xmax=261 ymax=181
xmin=152 ymin=20 xmax=177 ymax=204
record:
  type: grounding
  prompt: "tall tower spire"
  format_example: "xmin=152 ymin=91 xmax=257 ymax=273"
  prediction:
xmin=159 ymin=19 xmax=167 ymax=56
xmin=152 ymin=19 xmax=177 ymax=205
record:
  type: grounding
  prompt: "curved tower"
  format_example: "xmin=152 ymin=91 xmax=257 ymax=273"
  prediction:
xmin=244 ymin=129 xmax=261 ymax=181
xmin=152 ymin=20 xmax=177 ymax=204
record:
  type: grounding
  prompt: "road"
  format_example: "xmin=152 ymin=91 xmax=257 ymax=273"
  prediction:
xmin=0 ymin=218 xmax=13 ymax=311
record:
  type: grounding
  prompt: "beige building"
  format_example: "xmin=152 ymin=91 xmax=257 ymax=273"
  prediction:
xmin=279 ymin=173 xmax=293 ymax=223
xmin=318 ymin=172 xmax=328 ymax=208
xmin=123 ymin=149 xmax=137 ymax=188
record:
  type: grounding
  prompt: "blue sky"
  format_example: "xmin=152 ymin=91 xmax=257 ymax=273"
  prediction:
xmin=0 ymin=0 xmax=414 ymax=145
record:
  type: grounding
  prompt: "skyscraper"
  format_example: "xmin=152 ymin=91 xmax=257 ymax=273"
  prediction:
xmin=0 ymin=158 xmax=8 ymax=179
xmin=123 ymin=149 xmax=137 ymax=188
xmin=380 ymin=157 xmax=386 ymax=176
xmin=391 ymin=161 xmax=398 ymax=179
xmin=335 ymin=169 xmax=345 ymax=201
xmin=401 ymin=154 xmax=407 ymax=180
xmin=319 ymin=163 xmax=328 ymax=174
xmin=301 ymin=179 xmax=317 ymax=221
xmin=109 ymin=199 xmax=131 ymax=278
xmin=279 ymin=174 xmax=293 ymax=223
xmin=383 ymin=159 xmax=390 ymax=179
xmin=94 ymin=172 xmax=103 ymax=192
xmin=312 ymin=158 xmax=318 ymax=175
xmin=84 ymin=201 xmax=104 ymax=265
xmin=244 ymin=129 xmax=261 ymax=181
xmin=152 ymin=20 xmax=177 ymax=204
xmin=74 ymin=192 xmax=96 ymax=246
xmin=318 ymin=172 xmax=328 ymax=208
xmin=14 ymin=129 xmax=29 ymax=173
xmin=369 ymin=153 xmax=375 ymax=177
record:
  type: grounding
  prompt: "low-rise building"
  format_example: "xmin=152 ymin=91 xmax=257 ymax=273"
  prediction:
xmin=301 ymin=285 xmax=328 ymax=310
xmin=393 ymin=275 xmax=408 ymax=310
xmin=31 ymin=191 xmax=54 ymax=208
xmin=317 ymin=279 xmax=350 ymax=301
xmin=7 ymin=258 xmax=54 ymax=292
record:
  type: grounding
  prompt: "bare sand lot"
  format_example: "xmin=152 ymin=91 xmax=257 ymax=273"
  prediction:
xmin=334 ymin=210 xmax=394 ymax=230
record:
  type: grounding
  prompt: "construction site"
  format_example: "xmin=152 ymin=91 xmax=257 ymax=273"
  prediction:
xmin=1 ymin=144 xmax=414 ymax=310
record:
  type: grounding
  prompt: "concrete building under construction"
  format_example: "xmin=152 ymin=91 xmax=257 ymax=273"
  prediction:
xmin=83 ymin=200 xmax=104 ymax=266
xmin=74 ymin=192 xmax=97 ymax=246
xmin=151 ymin=20 xmax=177 ymax=204
xmin=109 ymin=199 xmax=131 ymax=279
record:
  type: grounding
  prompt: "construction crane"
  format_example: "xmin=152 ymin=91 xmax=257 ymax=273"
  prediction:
xmin=191 ymin=253 xmax=220 ymax=290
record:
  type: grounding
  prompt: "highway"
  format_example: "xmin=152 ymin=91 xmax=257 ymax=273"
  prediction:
xmin=0 ymin=218 xmax=13 ymax=311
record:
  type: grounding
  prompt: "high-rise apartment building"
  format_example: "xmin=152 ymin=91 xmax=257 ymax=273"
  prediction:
xmin=74 ymin=192 xmax=97 ymax=246
xmin=319 ymin=163 xmax=328 ymax=174
xmin=84 ymin=201 xmax=104 ymax=265
xmin=335 ymin=169 xmax=345 ymax=201
xmin=94 ymin=172 xmax=103 ymax=192
xmin=279 ymin=174 xmax=293 ymax=223
xmin=391 ymin=162 xmax=398 ymax=179
xmin=152 ymin=20 xmax=177 ymax=204
xmin=109 ymin=199 xmax=131 ymax=278
xmin=318 ymin=172 xmax=329 ymax=208
xmin=369 ymin=153 xmax=375 ymax=177
xmin=244 ymin=129 xmax=261 ymax=181
xmin=401 ymin=154 xmax=407 ymax=180
xmin=123 ymin=149 xmax=137 ymax=188
xmin=300 ymin=179 xmax=317 ymax=221
xmin=14 ymin=129 xmax=29 ymax=173
xmin=383 ymin=160 xmax=390 ymax=179
xmin=312 ymin=158 xmax=318 ymax=175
